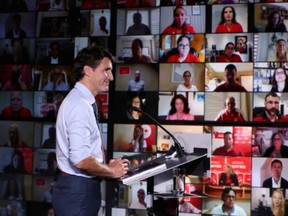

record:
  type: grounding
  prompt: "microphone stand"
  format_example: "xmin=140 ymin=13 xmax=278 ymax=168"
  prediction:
xmin=132 ymin=107 xmax=185 ymax=157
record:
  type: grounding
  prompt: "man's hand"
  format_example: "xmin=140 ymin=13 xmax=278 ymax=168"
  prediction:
xmin=108 ymin=158 xmax=129 ymax=178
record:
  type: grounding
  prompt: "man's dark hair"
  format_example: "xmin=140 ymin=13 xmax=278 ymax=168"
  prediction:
xmin=224 ymin=131 xmax=232 ymax=136
xmin=73 ymin=46 xmax=114 ymax=81
xmin=225 ymin=64 xmax=237 ymax=72
xmin=265 ymin=92 xmax=280 ymax=101
xmin=271 ymin=159 xmax=282 ymax=168
xmin=221 ymin=187 xmax=236 ymax=200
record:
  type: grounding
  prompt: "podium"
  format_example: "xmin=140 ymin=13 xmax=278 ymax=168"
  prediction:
xmin=118 ymin=152 xmax=209 ymax=186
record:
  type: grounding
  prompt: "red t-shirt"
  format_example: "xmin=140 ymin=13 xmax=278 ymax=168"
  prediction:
xmin=214 ymin=83 xmax=247 ymax=92
xmin=1 ymin=107 xmax=32 ymax=117
xmin=167 ymin=53 xmax=200 ymax=63
xmin=216 ymin=54 xmax=242 ymax=62
xmin=253 ymin=112 xmax=288 ymax=122
xmin=162 ymin=25 xmax=196 ymax=34
xmin=213 ymin=146 xmax=244 ymax=156
xmin=215 ymin=23 xmax=243 ymax=33
xmin=215 ymin=109 xmax=245 ymax=122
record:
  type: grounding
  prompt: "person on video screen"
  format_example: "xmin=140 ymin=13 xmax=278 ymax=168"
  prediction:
xmin=6 ymin=13 xmax=27 ymax=39
xmin=214 ymin=64 xmax=247 ymax=92
xmin=129 ymin=188 xmax=147 ymax=209
xmin=42 ymin=67 xmax=69 ymax=91
xmin=262 ymin=159 xmax=288 ymax=189
xmin=52 ymin=46 xmax=128 ymax=216
xmin=254 ymin=92 xmax=288 ymax=122
xmin=3 ymin=150 xmax=27 ymax=174
xmin=128 ymin=70 xmax=145 ymax=92
xmin=216 ymin=42 xmax=242 ymax=62
xmin=213 ymin=131 xmax=244 ymax=156
xmin=162 ymin=6 xmax=195 ymax=34
xmin=263 ymin=132 xmax=288 ymax=158
xmin=268 ymin=39 xmax=288 ymax=62
xmin=211 ymin=188 xmax=246 ymax=215
xmin=219 ymin=164 xmax=239 ymax=186
xmin=42 ymin=126 xmax=56 ymax=149
xmin=215 ymin=6 xmax=243 ymax=33
xmin=3 ymin=123 xmax=28 ymax=148
xmin=126 ymin=12 xmax=151 ymax=35
xmin=2 ymin=65 xmax=29 ymax=91
xmin=129 ymin=125 xmax=147 ymax=152
xmin=92 ymin=16 xmax=109 ymax=36
xmin=126 ymin=38 xmax=153 ymax=63
xmin=3 ymin=177 xmax=23 ymax=201
xmin=166 ymin=35 xmax=200 ymax=63
xmin=265 ymin=11 xmax=287 ymax=33
xmin=176 ymin=70 xmax=198 ymax=92
xmin=127 ymin=95 xmax=144 ymax=120
xmin=270 ymin=67 xmax=288 ymax=92
xmin=2 ymin=38 xmax=29 ymax=64
xmin=0 ymin=91 xmax=32 ymax=118
xmin=39 ymin=41 xmax=68 ymax=65
xmin=166 ymin=94 xmax=194 ymax=120
xmin=215 ymin=96 xmax=246 ymax=122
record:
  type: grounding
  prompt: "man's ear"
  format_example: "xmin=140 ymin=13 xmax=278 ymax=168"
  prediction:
xmin=83 ymin=65 xmax=92 ymax=76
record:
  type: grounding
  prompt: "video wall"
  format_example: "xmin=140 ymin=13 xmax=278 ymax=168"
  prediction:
xmin=1 ymin=0 xmax=288 ymax=216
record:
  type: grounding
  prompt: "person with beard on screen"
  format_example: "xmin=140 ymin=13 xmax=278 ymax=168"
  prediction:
xmin=254 ymin=92 xmax=288 ymax=122
xmin=127 ymin=70 xmax=145 ymax=92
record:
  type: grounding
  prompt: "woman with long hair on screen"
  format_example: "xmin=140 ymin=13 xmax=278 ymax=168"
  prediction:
xmin=166 ymin=94 xmax=194 ymax=120
xmin=126 ymin=95 xmax=144 ymax=120
xmin=265 ymin=11 xmax=287 ymax=32
xmin=129 ymin=125 xmax=147 ymax=152
xmin=266 ymin=189 xmax=285 ymax=216
xmin=270 ymin=67 xmax=288 ymax=92
xmin=3 ymin=150 xmax=27 ymax=174
xmin=218 ymin=164 xmax=239 ymax=186
xmin=215 ymin=6 xmax=243 ymax=33
xmin=262 ymin=132 xmax=288 ymax=158
xmin=268 ymin=39 xmax=288 ymax=62
xmin=162 ymin=6 xmax=196 ymax=34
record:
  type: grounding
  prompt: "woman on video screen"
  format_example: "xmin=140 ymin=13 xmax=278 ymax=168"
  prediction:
xmin=215 ymin=6 xmax=243 ymax=33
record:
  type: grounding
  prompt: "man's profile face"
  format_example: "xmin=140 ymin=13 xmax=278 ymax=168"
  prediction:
xmin=223 ymin=133 xmax=233 ymax=149
xmin=225 ymin=68 xmax=236 ymax=84
xmin=223 ymin=190 xmax=236 ymax=209
xmin=264 ymin=95 xmax=280 ymax=116
xmin=271 ymin=162 xmax=282 ymax=178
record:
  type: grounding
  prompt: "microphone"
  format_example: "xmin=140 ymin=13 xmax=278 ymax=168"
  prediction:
xmin=131 ymin=106 xmax=185 ymax=157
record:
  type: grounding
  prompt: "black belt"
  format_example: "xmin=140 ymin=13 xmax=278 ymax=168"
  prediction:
xmin=59 ymin=171 xmax=103 ymax=182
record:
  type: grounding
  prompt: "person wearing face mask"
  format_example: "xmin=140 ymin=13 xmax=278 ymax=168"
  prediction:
xmin=216 ymin=42 xmax=242 ymax=62
xmin=162 ymin=6 xmax=195 ymax=34
xmin=166 ymin=35 xmax=200 ymax=63
xmin=215 ymin=6 xmax=243 ymax=33
xmin=254 ymin=92 xmax=288 ymax=122
xmin=214 ymin=64 xmax=247 ymax=92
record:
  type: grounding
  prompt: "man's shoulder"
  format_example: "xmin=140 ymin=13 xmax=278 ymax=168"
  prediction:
xmin=262 ymin=177 xmax=271 ymax=186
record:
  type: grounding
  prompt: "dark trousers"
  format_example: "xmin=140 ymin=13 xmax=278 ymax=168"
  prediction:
xmin=52 ymin=175 xmax=101 ymax=216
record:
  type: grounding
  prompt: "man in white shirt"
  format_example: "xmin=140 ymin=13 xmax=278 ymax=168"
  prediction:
xmin=262 ymin=159 xmax=288 ymax=188
xmin=129 ymin=189 xmax=147 ymax=209
xmin=52 ymin=46 xmax=129 ymax=216
xmin=128 ymin=70 xmax=145 ymax=92
xmin=211 ymin=188 xmax=247 ymax=216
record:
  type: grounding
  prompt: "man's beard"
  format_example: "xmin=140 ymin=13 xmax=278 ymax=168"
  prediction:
xmin=266 ymin=108 xmax=279 ymax=116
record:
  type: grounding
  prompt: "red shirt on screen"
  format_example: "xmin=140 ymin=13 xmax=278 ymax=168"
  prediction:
xmin=213 ymin=146 xmax=244 ymax=156
xmin=1 ymin=107 xmax=32 ymax=117
xmin=215 ymin=23 xmax=243 ymax=33
xmin=167 ymin=53 xmax=200 ymax=63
